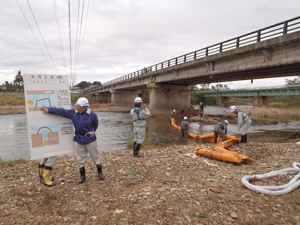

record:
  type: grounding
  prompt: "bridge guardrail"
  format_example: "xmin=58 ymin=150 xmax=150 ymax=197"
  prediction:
xmin=91 ymin=17 xmax=300 ymax=92
xmin=197 ymin=85 xmax=300 ymax=94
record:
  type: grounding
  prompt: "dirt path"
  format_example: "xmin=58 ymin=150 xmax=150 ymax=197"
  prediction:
xmin=1 ymin=142 xmax=300 ymax=224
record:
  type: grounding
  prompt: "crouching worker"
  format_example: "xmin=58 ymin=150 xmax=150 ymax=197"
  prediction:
xmin=40 ymin=97 xmax=104 ymax=184
xmin=181 ymin=116 xmax=189 ymax=138
xmin=130 ymin=97 xmax=151 ymax=157
xmin=38 ymin=156 xmax=57 ymax=186
xmin=214 ymin=120 xmax=229 ymax=143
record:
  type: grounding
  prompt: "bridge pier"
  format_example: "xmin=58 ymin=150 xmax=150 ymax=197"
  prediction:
xmin=217 ymin=97 xmax=230 ymax=107
xmin=97 ymin=92 xmax=111 ymax=103
xmin=253 ymin=96 xmax=269 ymax=105
xmin=148 ymin=83 xmax=192 ymax=115
xmin=111 ymin=90 xmax=139 ymax=105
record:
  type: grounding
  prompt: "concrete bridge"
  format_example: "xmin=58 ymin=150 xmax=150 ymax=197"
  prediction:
xmin=83 ymin=17 xmax=300 ymax=115
xmin=199 ymin=85 xmax=300 ymax=106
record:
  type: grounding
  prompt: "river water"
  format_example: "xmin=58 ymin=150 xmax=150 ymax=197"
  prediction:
xmin=1 ymin=107 xmax=300 ymax=161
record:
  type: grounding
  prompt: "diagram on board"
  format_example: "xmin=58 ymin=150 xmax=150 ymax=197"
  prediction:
xmin=27 ymin=90 xmax=56 ymax=111
xmin=30 ymin=124 xmax=59 ymax=148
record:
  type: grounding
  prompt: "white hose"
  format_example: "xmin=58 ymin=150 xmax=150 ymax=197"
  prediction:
xmin=242 ymin=162 xmax=300 ymax=195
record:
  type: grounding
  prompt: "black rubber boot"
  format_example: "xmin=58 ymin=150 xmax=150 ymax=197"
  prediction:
xmin=133 ymin=141 xmax=137 ymax=156
xmin=244 ymin=134 xmax=247 ymax=143
xmin=96 ymin=164 xmax=105 ymax=180
xmin=78 ymin=167 xmax=85 ymax=184
xmin=133 ymin=143 xmax=143 ymax=157
xmin=214 ymin=132 xmax=218 ymax=144
xmin=241 ymin=135 xmax=246 ymax=143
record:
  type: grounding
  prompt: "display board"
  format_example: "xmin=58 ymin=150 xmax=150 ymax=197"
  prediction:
xmin=23 ymin=74 xmax=75 ymax=160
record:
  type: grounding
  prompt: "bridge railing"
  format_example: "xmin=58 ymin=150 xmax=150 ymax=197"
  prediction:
xmin=197 ymin=85 xmax=300 ymax=94
xmin=99 ymin=16 xmax=300 ymax=88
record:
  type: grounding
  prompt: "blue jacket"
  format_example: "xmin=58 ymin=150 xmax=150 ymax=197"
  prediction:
xmin=47 ymin=107 xmax=98 ymax=145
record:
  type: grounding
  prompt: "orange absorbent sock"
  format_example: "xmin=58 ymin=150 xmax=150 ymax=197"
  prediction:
xmin=170 ymin=118 xmax=252 ymax=164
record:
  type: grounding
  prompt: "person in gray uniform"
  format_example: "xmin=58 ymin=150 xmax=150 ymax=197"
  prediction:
xmin=231 ymin=106 xmax=252 ymax=143
xmin=38 ymin=156 xmax=57 ymax=186
xmin=214 ymin=120 xmax=229 ymax=143
xmin=130 ymin=97 xmax=151 ymax=157
xmin=181 ymin=116 xmax=189 ymax=138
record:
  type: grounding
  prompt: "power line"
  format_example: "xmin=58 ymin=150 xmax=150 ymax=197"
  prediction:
xmin=68 ymin=0 xmax=73 ymax=86
xmin=26 ymin=0 xmax=59 ymax=74
xmin=16 ymin=0 xmax=56 ymax=74
xmin=76 ymin=0 xmax=90 ymax=79
xmin=53 ymin=0 xmax=68 ymax=74
xmin=74 ymin=0 xmax=86 ymax=77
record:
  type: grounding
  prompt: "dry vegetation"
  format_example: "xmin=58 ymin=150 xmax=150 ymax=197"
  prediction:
xmin=1 ymin=142 xmax=300 ymax=225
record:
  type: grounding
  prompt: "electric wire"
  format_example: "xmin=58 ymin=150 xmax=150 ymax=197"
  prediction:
xmin=68 ymin=0 xmax=73 ymax=85
xmin=74 ymin=0 xmax=81 ymax=82
xmin=74 ymin=0 xmax=86 ymax=78
xmin=16 ymin=0 xmax=56 ymax=74
xmin=53 ymin=0 xmax=68 ymax=74
xmin=26 ymin=0 xmax=59 ymax=74
xmin=76 ymin=0 xmax=90 ymax=78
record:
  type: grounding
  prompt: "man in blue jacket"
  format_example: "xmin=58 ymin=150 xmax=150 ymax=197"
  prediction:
xmin=40 ymin=97 xmax=104 ymax=184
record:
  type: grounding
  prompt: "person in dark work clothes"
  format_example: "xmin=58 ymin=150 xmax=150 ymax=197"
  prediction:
xmin=199 ymin=102 xmax=206 ymax=117
xmin=214 ymin=120 xmax=229 ymax=143
xmin=181 ymin=116 xmax=189 ymax=138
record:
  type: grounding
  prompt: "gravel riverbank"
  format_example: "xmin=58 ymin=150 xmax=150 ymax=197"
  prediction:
xmin=1 ymin=142 xmax=300 ymax=224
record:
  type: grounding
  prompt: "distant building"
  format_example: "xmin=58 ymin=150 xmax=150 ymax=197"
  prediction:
xmin=0 ymin=84 xmax=7 ymax=92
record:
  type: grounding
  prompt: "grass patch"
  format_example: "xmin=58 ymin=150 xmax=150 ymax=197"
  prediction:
xmin=129 ymin=171 xmax=139 ymax=176
xmin=0 ymin=158 xmax=27 ymax=167
xmin=126 ymin=135 xmax=150 ymax=150
xmin=0 ymin=92 xmax=25 ymax=106
xmin=124 ymin=181 xmax=135 ymax=187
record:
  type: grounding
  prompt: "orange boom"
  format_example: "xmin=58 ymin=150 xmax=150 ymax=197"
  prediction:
xmin=171 ymin=118 xmax=252 ymax=164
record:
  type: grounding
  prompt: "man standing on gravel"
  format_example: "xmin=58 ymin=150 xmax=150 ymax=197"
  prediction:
xmin=181 ymin=116 xmax=189 ymax=138
xmin=231 ymin=106 xmax=251 ymax=143
xmin=130 ymin=97 xmax=151 ymax=157
xmin=40 ymin=97 xmax=104 ymax=184
xmin=199 ymin=102 xmax=206 ymax=117
xmin=213 ymin=120 xmax=229 ymax=143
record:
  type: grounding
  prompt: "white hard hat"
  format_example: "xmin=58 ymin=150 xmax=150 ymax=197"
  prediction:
xmin=134 ymin=97 xmax=143 ymax=103
xmin=230 ymin=106 xmax=237 ymax=112
xmin=75 ymin=97 xmax=89 ymax=107
xmin=173 ymin=109 xmax=176 ymax=112
xmin=184 ymin=116 xmax=187 ymax=120
xmin=224 ymin=120 xmax=229 ymax=125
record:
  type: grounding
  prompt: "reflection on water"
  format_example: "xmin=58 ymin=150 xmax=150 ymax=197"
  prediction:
xmin=1 ymin=108 xmax=300 ymax=161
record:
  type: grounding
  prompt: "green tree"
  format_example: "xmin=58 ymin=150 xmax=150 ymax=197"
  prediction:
xmin=5 ymin=81 xmax=14 ymax=92
xmin=13 ymin=71 xmax=24 ymax=91
xmin=285 ymin=76 xmax=300 ymax=85
xmin=75 ymin=81 xmax=92 ymax=89
xmin=92 ymin=81 xmax=102 ymax=86
xmin=211 ymin=84 xmax=230 ymax=91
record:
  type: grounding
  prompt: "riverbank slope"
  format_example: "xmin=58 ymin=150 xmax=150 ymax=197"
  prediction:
xmin=1 ymin=142 xmax=299 ymax=224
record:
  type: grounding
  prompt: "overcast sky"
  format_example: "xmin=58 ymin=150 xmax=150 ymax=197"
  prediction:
xmin=1 ymin=0 xmax=299 ymax=89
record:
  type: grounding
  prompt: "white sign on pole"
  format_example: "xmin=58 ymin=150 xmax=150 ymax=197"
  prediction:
xmin=23 ymin=74 xmax=75 ymax=160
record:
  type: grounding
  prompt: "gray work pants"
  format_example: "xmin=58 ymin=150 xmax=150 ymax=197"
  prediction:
xmin=75 ymin=141 xmax=101 ymax=169
xmin=40 ymin=156 xmax=57 ymax=167
xmin=240 ymin=120 xmax=252 ymax=135
xmin=133 ymin=126 xmax=146 ymax=144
